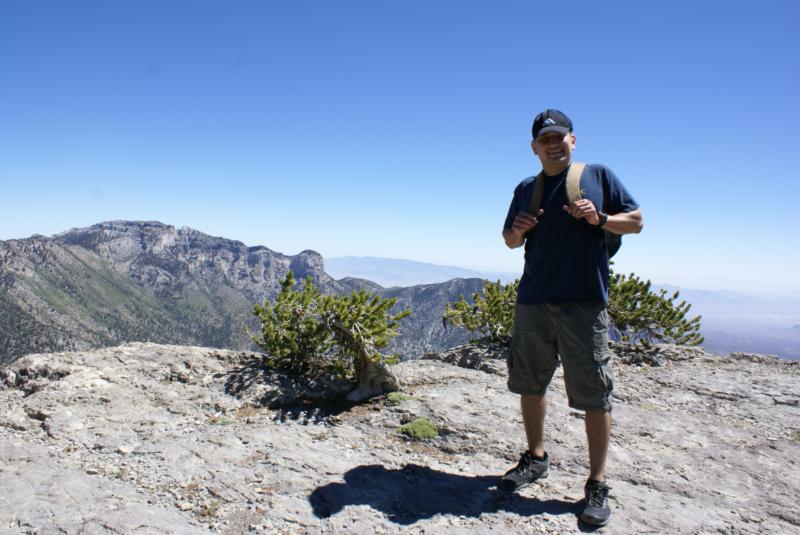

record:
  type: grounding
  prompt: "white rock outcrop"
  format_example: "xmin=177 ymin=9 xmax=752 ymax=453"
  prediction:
xmin=1 ymin=342 xmax=798 ymax=534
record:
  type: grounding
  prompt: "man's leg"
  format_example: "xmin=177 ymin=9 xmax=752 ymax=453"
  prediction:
xmin=557 ymin=302 xmax=614 ymax=525
xmin=585 ymin=409 xmax=611 ymax=481
xmin=500 ymin=393 xmax=550 ymax=491
xmin=501 ymin=303 xmax=556 ymax=491
xmin=521 ymin=394 xmax=547 ymax=457
xmin=583 ymin=409 xmax=613 ymax=526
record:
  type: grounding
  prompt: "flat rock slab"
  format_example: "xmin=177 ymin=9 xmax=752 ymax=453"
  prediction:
xmin=1 ymin=342 xmax=798 ymax=534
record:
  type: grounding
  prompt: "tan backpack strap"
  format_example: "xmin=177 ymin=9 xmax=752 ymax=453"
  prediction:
xmin=565 ymin=162 xmax=586 ymax=205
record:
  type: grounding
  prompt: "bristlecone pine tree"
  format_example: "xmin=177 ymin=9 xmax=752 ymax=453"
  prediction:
xmin=444 ymin=273 xmax=703 ymax=348
xmin=251 ymin=272 xmax=411 ymax=401
xmin=442 ymin=279 xmax=518 ymax=345
xmin=607 ymin=270 xmax=703 ymax=347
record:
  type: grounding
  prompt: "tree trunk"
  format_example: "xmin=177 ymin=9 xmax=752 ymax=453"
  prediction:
xmin=327 ymin=319 xmax=401 ymax=402
xmin=346 ymin=356 xmax=399 ymax=402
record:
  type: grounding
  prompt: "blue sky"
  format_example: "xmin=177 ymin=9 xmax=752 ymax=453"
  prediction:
xmin=2 ymin=1 xmax=799 ymax=295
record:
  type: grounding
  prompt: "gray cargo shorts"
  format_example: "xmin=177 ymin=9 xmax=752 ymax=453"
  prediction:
xmin=507 ymin=301 xmax=614 ymax=412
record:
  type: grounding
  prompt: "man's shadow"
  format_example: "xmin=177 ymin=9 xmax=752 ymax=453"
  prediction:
xmin=309 ymin=463 xmax=582 ymax=526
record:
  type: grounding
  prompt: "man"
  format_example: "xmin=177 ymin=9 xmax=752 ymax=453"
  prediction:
xmin=500 ymin=109 xmax=643 ymax=526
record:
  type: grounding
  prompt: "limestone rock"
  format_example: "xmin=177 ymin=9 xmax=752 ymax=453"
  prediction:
xmin=422 ymin=339 xmax=508 ymax=375
xmin=1 ymin=342 xmax=798 ymax=534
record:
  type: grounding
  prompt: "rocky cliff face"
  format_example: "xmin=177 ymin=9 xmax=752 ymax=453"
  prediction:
xmin=0 ymin=221 xmax=478 ymax=363
xmin=54 ymin=221 xmax=333 ymax=300
xmin=1 ymin=342 xmax=798 ymax=533
xmin=384 ymin=278 xmax=487 ymax=357
xmin=0 ymin=234 xmax=198 ymax=358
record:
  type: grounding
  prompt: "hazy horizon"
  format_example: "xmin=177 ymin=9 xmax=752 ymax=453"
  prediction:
xmin=5 ymin=219 xmax=800 ymax=300
xmin=5 ymin=220 xmax=799 ymax=359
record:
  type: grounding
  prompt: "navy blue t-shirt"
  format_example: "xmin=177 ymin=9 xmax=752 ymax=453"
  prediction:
xmin=503 ymin=163 xmax=639 ymax=304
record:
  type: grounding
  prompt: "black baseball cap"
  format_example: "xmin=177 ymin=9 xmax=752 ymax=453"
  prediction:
xmin=532 ymin=109 xmax=573 ymax=139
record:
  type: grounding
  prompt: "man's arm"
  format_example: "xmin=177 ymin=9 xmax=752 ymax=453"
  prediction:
xmin=503 ymin=209 xmax=543 ymax=249
xmin=563 ymin=200 xmax=643 ymax=235
xmin=602 ymin=208 xmax=643 ymax=235
xmin=503 ymin=227 xmax=525 ymax=249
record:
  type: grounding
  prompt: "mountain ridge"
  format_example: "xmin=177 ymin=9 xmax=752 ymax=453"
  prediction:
xmin=0 ymin=221 xmax=480 ymax=364
xmin=325 ymin=255 xmax=518 ymax=287
xmin=323 ymin=255 xmax=800 ymax=361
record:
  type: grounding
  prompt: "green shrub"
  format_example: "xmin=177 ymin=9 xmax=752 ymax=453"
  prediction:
xmin=608 ymin=270 xmax=703 ymax=347
xmin=386 ymin=392 xmax=414 ymax=405
xmin=443 ymin=279 xmax=518 ymax=344
xmin=398 ymin=417 xmax=439 ymax=440
xmin=251 ymin=271 xmax=410 ymax=379
xmin=443 ymin=271 xmax=703 ymax=349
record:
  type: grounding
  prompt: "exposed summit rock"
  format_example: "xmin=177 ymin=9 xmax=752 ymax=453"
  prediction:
xmin=1 ymin=342 xmax=798 ymax=533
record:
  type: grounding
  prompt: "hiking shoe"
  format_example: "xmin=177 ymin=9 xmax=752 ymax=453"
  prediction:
xmin=499 ymin=451 xmax=549 ymax=491
xmin=581 ymin=479 xmax=611 ymax=526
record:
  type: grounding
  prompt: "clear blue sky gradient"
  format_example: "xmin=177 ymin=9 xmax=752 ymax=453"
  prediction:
xmin=2 ymin=1 xmax=799 ymax=294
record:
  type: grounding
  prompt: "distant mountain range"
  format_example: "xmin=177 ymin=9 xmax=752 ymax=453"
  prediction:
xmin=653 ymin=285 xmax=800 ymax=360
xmin=3 ymin=222 xmax=798 ymax=363
xmin=326 ymin=257 xmax=800 ymax=361
xmin=325 ymin=256 xmax=518 ymax=287
xmin=0 ymin=222 xmax=483 ymax=364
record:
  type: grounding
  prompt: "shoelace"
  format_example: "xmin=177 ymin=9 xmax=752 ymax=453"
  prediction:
xmin=587 ymin=484 xmax=610 ymax=508
xmin=523 ymin=452 xmax=541 ymax=468
xmin=516 ymin=454 xmax=533 ymax=471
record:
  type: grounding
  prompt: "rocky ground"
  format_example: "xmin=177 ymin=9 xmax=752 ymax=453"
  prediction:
xmin=1 ymin=341 xmax=798 ymax=534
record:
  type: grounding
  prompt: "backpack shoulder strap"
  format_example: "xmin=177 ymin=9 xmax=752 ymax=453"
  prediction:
xmin=568 ymin=161 xmax=623 ymax=258
xmin=565 ymin=162 xmax=586 ymax=204
xmin=524 ymin=172 xmax=545 ymax=251
xmin=528 ymin=171 xmax=545 ymax=215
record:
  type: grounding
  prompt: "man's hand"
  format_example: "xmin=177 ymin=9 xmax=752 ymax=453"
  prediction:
xmin=563 ymin=203 xmax=645 ymax=235
xmin=503 ymin=209 xmax=543 ymax=248
xmin=563 ymin=199 xmax=600 ymax=225
xmin=512 ymin=209 xmax=543 ymax=234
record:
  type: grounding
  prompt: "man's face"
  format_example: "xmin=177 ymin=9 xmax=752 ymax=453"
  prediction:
xmin=532 ymin=131 xmax=576 ymax=166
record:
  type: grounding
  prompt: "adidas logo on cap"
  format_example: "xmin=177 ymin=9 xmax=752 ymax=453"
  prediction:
xmin=532 ymin=109 xmax=573 ymax=139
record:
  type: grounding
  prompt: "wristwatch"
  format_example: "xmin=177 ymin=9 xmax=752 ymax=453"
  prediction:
xmin=597 ymin=211 xmax=609 ymax=227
